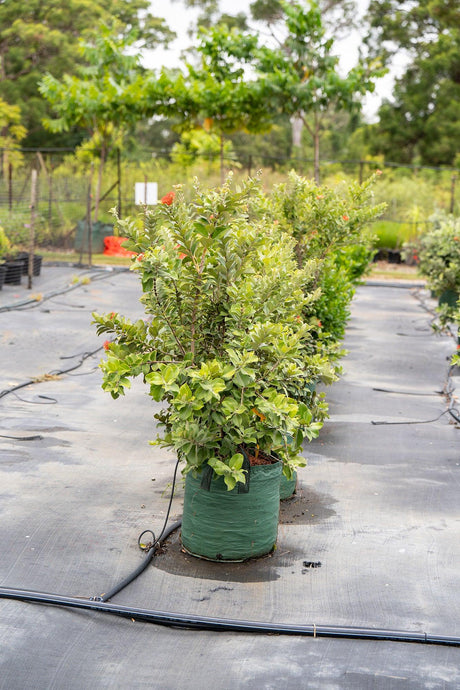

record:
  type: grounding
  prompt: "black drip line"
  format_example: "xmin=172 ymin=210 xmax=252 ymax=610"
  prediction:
xmin=0 ymin=346 xmax=104 ymax=407
xmin=1 ymin=453 xmax=459 ymax=647
xmin=371 ymin=288 xmax=459 ymax=425
xmin=0 ymin=267 xmax=129 ymax=314
xmin=1 ymin=281 xmax=460 ymax=646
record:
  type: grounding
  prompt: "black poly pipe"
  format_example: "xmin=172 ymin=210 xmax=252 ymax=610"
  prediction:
xmin=0 ymin=586 xmax=459 ymax=647
xmin=96 ymin=520 xmax=182 ymax=602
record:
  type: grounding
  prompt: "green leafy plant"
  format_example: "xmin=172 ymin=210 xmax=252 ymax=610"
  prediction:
xmin=0 ymin=225 xmax=11 ymax=259
xmin=93 ymin=175 xmax=324 ymax=489
xmin=267 ymin=171 xmax=385 ymax=360
xmin=416 ymin=213 xmax=460 ymax=325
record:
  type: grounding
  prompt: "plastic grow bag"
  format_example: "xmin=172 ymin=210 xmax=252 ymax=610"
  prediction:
xmin=279 ymin=470 xmax=297 ymax=500
xmin=181 ymin=460 xmax=282 ymax=561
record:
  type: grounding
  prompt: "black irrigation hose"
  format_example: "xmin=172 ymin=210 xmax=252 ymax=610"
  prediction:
xmin=1 ymin=585 xmax=459 ymax=647
xmin=0 ymin=266 xmax=129 ymax=314
xmin=94 ymin=459 xmax=182 ymax=603
xmin=0 ymin=434 xmax=43 ymax=441
xmin=372 ymin=387 xmax=443 ymax=396
xmin=0 ymin=346 xmax=103 ymax=400
xmin=93 ymin=519 xmax=182 ymax=603
xmin=371 ymin=407 xmax=459 ymax=426
xmin=2 ymin=280 xmax=459 ymax=647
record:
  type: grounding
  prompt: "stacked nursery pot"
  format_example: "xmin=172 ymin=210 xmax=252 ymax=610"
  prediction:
xmin=0 ymin=263 xmax=6 ymax=290
xmin=16 ymin=251 xmax=43 ymax=277
xmin=93 ymin=177 xmax=324 ymax=561
xmin=3 ymin=259 xmax=23 ymax=285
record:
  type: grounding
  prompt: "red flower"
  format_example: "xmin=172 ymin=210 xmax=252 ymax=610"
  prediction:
xmin=136 ymin=253 xmax=144 ymax=261
xmin=109 ymin=311 xmax=117 ymax=319
xmin=161 ymin=191 xmax=175 ymax=206
xmin=317 ymin=321 xmax=322 ymax=327
xmin=342 ymin=214 xmax=349 ymax=221
xmin=103 ymin=340 xmax=111 ymax=351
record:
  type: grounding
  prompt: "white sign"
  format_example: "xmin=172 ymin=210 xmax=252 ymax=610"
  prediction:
xmin=135 ymin=182 xmax=158 ymax=205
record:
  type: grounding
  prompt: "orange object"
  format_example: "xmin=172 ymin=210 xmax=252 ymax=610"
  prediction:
xmin=161 ymin=191 xmax=175 ymax=205
xmin=103 ymin=236 xmax=136 ymax=257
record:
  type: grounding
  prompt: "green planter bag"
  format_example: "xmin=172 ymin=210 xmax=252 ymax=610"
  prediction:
xmin=181 ymin=459 xmax=282 ymax=561
xmin=280 ymin=470 xmax=297 ymax=500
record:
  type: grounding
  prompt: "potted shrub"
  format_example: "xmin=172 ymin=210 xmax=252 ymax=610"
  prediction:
xmin=269 ymin=171 xmax=386 ymax=353
xmin=266 ymin=172 xmax=386 ymax=496
xmin=93 ymin=176 xmax=324 ymax=561
xmin=414 ymin=213 xmax=460 ymax=326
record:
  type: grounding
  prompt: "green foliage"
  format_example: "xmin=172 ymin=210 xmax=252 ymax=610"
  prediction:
xmin=365 ymin=0 xmax=460 ymax=166
xmin=0 ymin=97 xmax=26 ymax=172
xmin=373 ymin=221 xmax=419 ymax=250
xmin=0 ymin=209 xmax=48 ymax=250
xmin=169 ymin=24 xmax=272 ymax=181
xmin=39 ymin=29 xmax=144 ymax=140
xmin=171 ymin=130 xmax=238 ymax=171
xmin=416 ymin=213 xmax=460 ymax=324
xmin=0 ymin=0 xmax=173 ymax=148
xmin=0 ymin=225 xmax=11 ymax=259
xmin=255 ymin=1 xmax=385 ymax=181
xmin=268 ymin=171 xmax=385 ymax=360
xmin=93 ymin=174 xmax=325 ymax=486
xmin=269 ymin=170 xmax=385 ymax=267
xmin=39 ymin=28 xmax=149 ymax=221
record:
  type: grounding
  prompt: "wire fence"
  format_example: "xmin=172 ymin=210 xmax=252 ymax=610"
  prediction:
xmin=0 ymin=147 xmax=458 ymax=253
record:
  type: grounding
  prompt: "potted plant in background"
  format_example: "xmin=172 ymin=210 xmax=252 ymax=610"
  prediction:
xmin=269 ymin=171 xmax=386 ymax=351
xmin=414 ymin=212 xmax=460 ymax=327
xmin=93 ymin=175 xmax=324 ymax=561
xmin=0 ymin=225 xmax=23 ymax=286
xmin=264 ymin=171 xmax=386 ymax=496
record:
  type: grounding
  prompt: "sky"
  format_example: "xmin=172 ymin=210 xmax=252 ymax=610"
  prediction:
xmin=143 ymin=0 xmax=402 ymax=122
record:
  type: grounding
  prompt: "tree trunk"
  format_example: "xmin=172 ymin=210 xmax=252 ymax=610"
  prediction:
xmin=291 ymin=115 xmax=303 ymax=148
xmin=313 ymin=119 xmax=320 ymax=184
xmin=220 ymin=133 xmax=225 ymax=185
xmin=93 ymin=145 xmax=106 ymax=223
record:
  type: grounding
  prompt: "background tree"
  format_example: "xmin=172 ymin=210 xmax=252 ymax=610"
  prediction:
xmin=365 ymin=0 xmax=460 ymax=166
xmin=256 ymin=1 xmax=384 ymax=182
xmin=170 ymin=25 xmax=272 ymax=182
xmin=0 ymin=0 xmax=174 ymax=148
xmin=176 ymin=0 xmax=358 ymax=35
xmin=0 ymin=97 xmax=26 ymax=174
xmin=39 ymin=29 xmax=148 ymax=221
xmin=250 ymin=0 xmax=357 ymax=36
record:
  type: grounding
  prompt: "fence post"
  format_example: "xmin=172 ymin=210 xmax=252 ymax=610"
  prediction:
xmin=87 ymin=163 xmax=94 ymax=267
xmin=450 ymin=174 xmax=457 ymax=214
xmin=28 ymin=169 xmax=37 ymax=290
xmin=8 ymin=163 xmax=13 ymax=211
xmin=117 ymin=148 xmax=122 ymax=217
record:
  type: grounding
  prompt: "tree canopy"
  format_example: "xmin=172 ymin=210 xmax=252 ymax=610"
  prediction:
xmin=255 ymin=1 xmax=383 ymax=181
xmin=39 ymin=29 xmax=148 ymax=219
xmin=0 ymin=0 xmax=174 ymax=147
xmin=365 ymin=0 xmax=460 ymax=166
